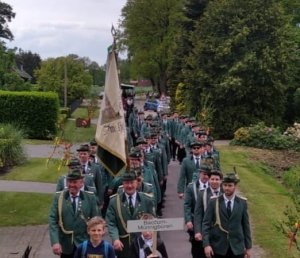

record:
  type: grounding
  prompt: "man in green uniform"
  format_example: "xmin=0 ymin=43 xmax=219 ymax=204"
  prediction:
xmin=49 ymin=169 xmax=100 ymax=258
xmin=183 ymin=165 xmax=210 ymax=258
xmin=105 ymin=171 xmax=156 ymax=258
xmin=77 ymin=144 xmax=104 ymax=207
xmin=202 ymin=173 xmax=252 ymax=258
xmin=140 ymin=114 xmax=153 ymax=137
xmin=177 ymin=141 xmax=205 ymax=199
xmin=56 ymin=158 xmax=96 ymax=193
xmin=193 ymin=170 xmax=223 ymax=257
xmin=169 ymin=111 xmax=179 ymax=161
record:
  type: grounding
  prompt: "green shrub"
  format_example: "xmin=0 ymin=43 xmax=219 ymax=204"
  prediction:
xmin=231 ymin=122 xmax=300 ymax=151
xmin=282 ymin=166 xmax=300 ymax=195
xmin=0 ymin=123 xmax=26 ymax=170
xmin=0 ymin=91 xmax=59 ymax=139
xmin=60 ymin=107 xmax=70 ymax=117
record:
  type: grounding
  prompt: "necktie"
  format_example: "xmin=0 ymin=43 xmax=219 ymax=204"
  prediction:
xmin=195 ymin=158 xmax=200 ymax=169
xmin=72 ymin=196 xmax=77 ymax=212
xmin=214 ymin=191 xmax=218 ymax=196
xmin=203 ymin=184 xmax=206 ymax=189
xmin=227 ymin=200 xmax=232 ymax=217
xmin=128 ymin=196 xmax=134 ymax=215
xmin=81 ymin=165 xmax=86 ymax=174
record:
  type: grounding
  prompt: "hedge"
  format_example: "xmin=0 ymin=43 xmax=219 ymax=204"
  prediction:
xmin=0 ymin=91 xmax=59 ymax=139
xmin=0 ymin=123 xmax=26 ymax=170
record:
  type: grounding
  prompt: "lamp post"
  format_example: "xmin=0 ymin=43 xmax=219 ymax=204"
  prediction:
xmin=64 ymin=58 xmax=68 ymax=107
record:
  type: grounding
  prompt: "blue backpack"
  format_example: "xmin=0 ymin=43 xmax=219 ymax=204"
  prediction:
xmin=81 ymin=240 xmax=109 ymax=258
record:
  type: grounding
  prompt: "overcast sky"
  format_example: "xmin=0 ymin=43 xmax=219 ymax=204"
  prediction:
xmin=5 ymin=0 xmax=127 ymax=65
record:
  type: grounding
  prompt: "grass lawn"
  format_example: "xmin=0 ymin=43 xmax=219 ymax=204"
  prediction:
xmin=0 ymin=192 xmax=53 ymax=226
xmin=60 ymin=119 xmax=96 ymax=143
xmin=22 ymin=139 xmax=53 ymax=145
xmin=0 ymin=158 xmax=65 ymax=183
xmin=219 ymin=146 xmax=299 ymax=258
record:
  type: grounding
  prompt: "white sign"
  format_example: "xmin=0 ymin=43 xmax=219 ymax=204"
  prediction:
xmin=127 ymin=218 xmax=184 ymax=233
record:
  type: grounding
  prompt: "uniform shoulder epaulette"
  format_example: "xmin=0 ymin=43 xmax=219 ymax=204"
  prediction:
xmin=147 ymin=161 xmax=154 ymax=165
xmin=141 ymin=192 xmax=153 ymax=198
xmin=237 ymin=195 xmax=247 ymax=201
xmin=144 ymin=182 xmax=153 ymax=186
xmin=109 ymin=193 xmax=117 ymax=199
xmin=118 ymin=185 xmax=124 ymax=189
xmin=55 ymin=190 xmax=63 ymax=194
xmin=210 ymin=195 xmax=219 ymax=199
xmin=187 ymin=182 xmax=193 ymax=186
xmin=84 ymin=190 xmax=95 ymax=195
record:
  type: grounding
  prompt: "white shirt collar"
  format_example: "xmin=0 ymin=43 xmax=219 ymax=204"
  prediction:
xmin=210 ymin=187 xmax=221 ymax=195
xmin=125 ymin=192 xmax=137 ymax=205
xmin=199 ymin=180 xmax=208 ymax=190
xmin=223 ymin=194 xmax=235 ymax=208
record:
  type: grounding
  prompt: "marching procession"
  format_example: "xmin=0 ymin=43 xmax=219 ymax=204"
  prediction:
xmin=48 ymin=37 xmax=252 ymax=258
xmin=48 ymin=104 xmax=252 ymax=258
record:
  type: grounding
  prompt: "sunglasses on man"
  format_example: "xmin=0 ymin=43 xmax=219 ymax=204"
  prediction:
xmin=192 ymin=146 xmax=201 ymax=150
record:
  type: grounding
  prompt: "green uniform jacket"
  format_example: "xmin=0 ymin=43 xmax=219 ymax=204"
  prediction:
xmin=194 ymin=187 xmax=222 ymax=234
xmin=202 ymin=195 xmax=252 ymax=256
xmin=174 ymin=122 xmax=184 ymax=142
xmin=143 ymin=162 xmax=161 ymax=205
xmin=183 ymin=181 xmax=202 ymax=224
xmin=105 ymin=191 xmax=156 ymax=258
xmin=177 ymin=155 xmax=198 ymax=194
xmin=159 ymin=134 xmax=171 ymax=164
xmin=132 ymin=117 xmax=144 ymax=137
xmin=140 ymin=123 xmax=151 ymax=138
xmin=85 ymin=162 xmax=104 ymax=206
xmin=144 ymin=148 xmax=163 ymax=182
xmin=168 ymin=119 xmax=178 ymax=139
xmin=156 ymin=142 xmax=168 ymax=176
xmin=161 ymin=120 xmax=171 ymax=137
xmin=49 ymin=190 xmax=100 ymax=255
xmin=179 ymin=125 xmax=191 ymax=147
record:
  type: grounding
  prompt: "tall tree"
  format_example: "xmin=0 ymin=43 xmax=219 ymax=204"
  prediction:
xmin=0 ymin=1 xmax=15 ymax=41
xmin=185 ymin=0 xmax=297 ymax=137
xmin=0 ymin=44 xmax=29 ymax=91
xmin=167 ymin=0 xmax=209 ymax=108
xmin=87 ymin=61 xmax=105 ymax=86
xmin=120 ymin=0 xmax=183 ymax=94
xmin=15 ymin=49 xmax=42 ymax=83
xmin=280 ymin=0 xmax=300 ymax=124
xmin=35 ymin=56 xmax=93 ymax=105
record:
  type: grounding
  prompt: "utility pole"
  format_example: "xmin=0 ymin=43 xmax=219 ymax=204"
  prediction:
xmin=64 ymin=58 xmax=68 ymax=107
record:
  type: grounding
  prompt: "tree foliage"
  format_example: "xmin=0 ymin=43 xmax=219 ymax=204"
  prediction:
xmin=120 ymin=0 xmax=183 ymax=94
xmin=0 ymin=1 xmax=15 ymax=41
xmin=35 ymin=55 xmax=93 ymax=105
xmin=0 ymin=44 xmax=31 ymax=91
xmin=167 ymin=0 xmax=209 ymax=107
xmin=183 ymin=0 xmax=297 ymax=137
xmin=15 ymin=49 xmax=41 ymax=83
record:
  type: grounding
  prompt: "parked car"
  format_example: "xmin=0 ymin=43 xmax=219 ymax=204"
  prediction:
xmin=144 ymin=99 xmax=159 ymax=111
xmin=144 ymin=98 xmax=170 ymax=113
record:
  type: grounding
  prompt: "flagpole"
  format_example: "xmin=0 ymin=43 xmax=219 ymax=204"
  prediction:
xmin=111 ymin=25 xmax=130 ymax=172
xmin=95 ymin=28 xmax=128 ymax=177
